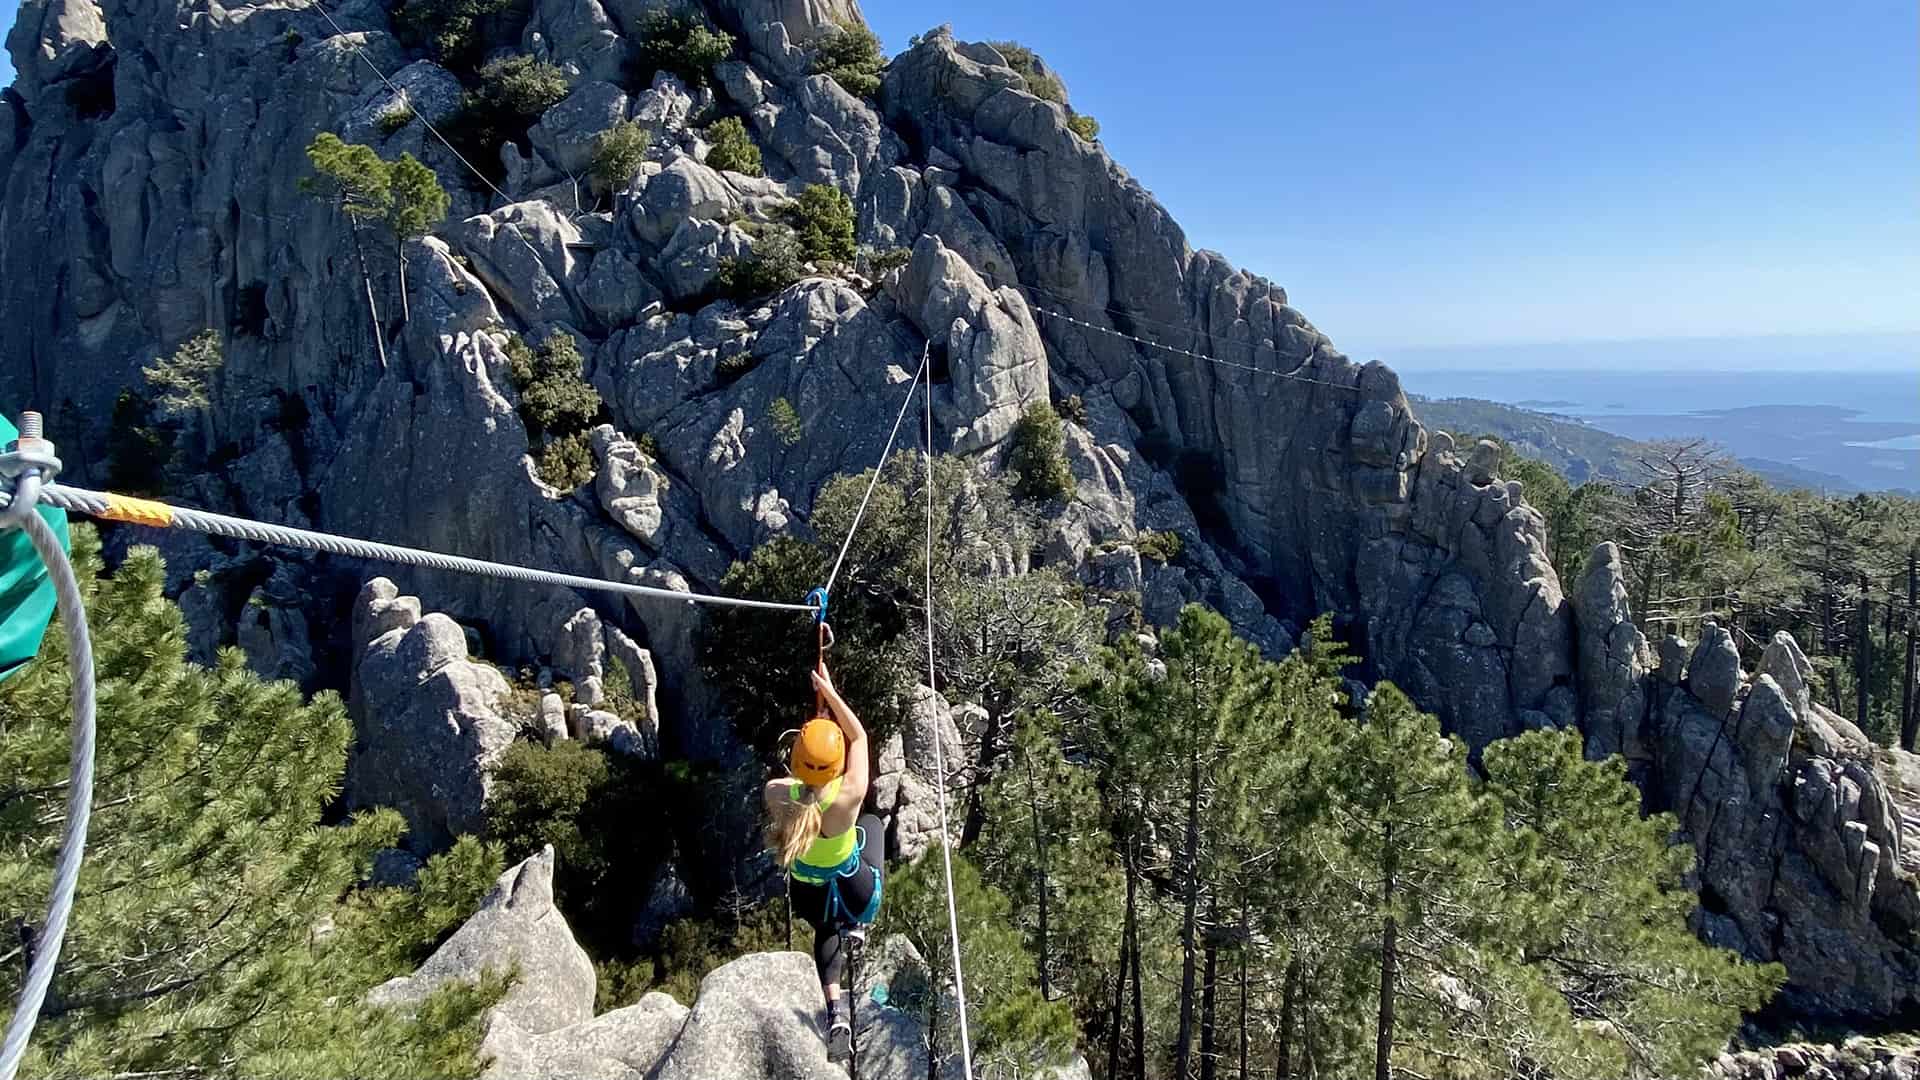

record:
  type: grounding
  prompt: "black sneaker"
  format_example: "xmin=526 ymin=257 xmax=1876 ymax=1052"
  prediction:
xmin=827 ymin=1008 xmax=852 ymax=1061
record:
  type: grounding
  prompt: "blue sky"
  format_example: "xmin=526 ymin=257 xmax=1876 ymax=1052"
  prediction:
xmin=862 ymin=1 xmax=1920 ymax=356
xmin=4 ymin=0 xmax=1914 ymax=358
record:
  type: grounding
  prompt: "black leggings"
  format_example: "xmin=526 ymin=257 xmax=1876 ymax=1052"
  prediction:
xmin=791 ymin=813 xmax=883 ymax=989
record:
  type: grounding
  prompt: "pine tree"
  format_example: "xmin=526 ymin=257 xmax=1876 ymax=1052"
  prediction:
xmin=975 ymin=710 xmax=1120 ymax=1015
xmin=1318 ymin=682 xmax=1502 ymax=1080
xmin=1082 ymin=605 xmax=1308 ymax=1080
xmin=0 ymin=530 xmax=503 ymax=1078
xmin=303 ymin=133 xmax=448 ymax=356
xmin=886 ymin=843 xmax=1078 ymax=1080
xmin=386 ymin=152 xmax=450 ymax=323
xmin=1481 ymin=728 xmax=1783 ymax=1078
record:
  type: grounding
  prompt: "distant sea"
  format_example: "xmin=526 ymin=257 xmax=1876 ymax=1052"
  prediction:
xmin=1389 ymin=369 xmax=1920 ymax=492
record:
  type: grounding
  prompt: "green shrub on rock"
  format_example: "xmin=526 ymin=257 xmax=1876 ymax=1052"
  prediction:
xmin=504 ymin=331 xmax=602 ymax=488
xmin=537 ymin=429 xmax=596 ymax=490
xmin=712 ymin=227 xmax=806 ymax=301
xmin=632 ymin=9 xmax=734 ymax=87
xmin=591 ymin=119 xmax=652 ymax=192
xmin=1008 ymin=401 xmax=1074 ymax=500
xmin=784 ymin=183 xmax=855 ymax=265
xmin=378 ymin=105 xmax=416 ymax=135
xmin=703 ymin=116 xmax=762 ymax=176
xmin=1136 ymin=529 xmax=1183 ymax=563
xmin=476 ymin=54 xmax=570 ymax=116
xmin=988 ymin=40 xmax=1064 ymax=104
xmin=810 ymin=21 xmax=885 ymax=98
xmin=863 ymin=246 xmax=912 ymax=277
xmin=391 ymin=0 xmax=508 ymax=70
xmin=445 ymin=56 xmax=571 ymax=186
xmin=768 ymin=397 xmax=803 ymax=445
xmin=988 ymin=40 xmax=1100 ymax=144
xmin=506 ymin=331 xmax=600 ymax=439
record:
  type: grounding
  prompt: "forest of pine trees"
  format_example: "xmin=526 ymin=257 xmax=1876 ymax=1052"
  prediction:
xmin=1481 ymin=435 xmax=1920 ymax=747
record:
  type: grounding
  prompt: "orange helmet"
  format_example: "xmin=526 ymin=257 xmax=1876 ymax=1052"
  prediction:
xmin=789 ymin=717 xmax=845 ymax=787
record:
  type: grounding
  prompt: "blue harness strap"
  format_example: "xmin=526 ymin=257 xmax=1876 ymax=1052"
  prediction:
xmin=808 ymin=825 xmax=883 ymax=928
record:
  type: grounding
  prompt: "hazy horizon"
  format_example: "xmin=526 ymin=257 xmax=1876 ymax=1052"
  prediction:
xmin=1354 ymin=331 xmax=1920 ymax=373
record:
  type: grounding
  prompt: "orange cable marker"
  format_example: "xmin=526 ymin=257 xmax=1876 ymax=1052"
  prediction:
xmin=100 ymin=494 xmax=174 ymax=528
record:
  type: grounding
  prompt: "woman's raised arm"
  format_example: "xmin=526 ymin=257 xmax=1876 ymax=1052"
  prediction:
xmin=812 ymin=666 xmax=869 ymax=802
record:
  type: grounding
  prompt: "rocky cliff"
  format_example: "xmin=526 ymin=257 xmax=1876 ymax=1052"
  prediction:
xmin=3 ymin=0 xmax=1916 ymax=1020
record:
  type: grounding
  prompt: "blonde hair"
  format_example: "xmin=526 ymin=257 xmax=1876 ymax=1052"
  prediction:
xmin=768 ymin=783 xmax=825 ymax=868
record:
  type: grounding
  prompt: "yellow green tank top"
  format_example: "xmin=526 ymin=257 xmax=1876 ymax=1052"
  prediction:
xmin=792 ymin=776 xmax=857 ymax=872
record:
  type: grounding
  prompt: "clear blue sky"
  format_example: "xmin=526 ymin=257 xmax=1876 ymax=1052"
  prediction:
xmin=862 ymin=1 xmax=1920 ymax=355
xmin=3 ymin=0 xmax=1913 ymax=356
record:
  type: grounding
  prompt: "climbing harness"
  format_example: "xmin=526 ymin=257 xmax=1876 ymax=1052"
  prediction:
xmin=0 ymin=416 xmax=97 ymax=1080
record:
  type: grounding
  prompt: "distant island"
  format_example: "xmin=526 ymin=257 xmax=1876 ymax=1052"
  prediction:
xmin=1393 ymin=363 xmax=1920 ymax=494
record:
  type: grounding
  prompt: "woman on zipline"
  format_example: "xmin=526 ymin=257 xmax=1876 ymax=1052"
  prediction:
xmin=764 ymin=660 xmax=883 ymax=1059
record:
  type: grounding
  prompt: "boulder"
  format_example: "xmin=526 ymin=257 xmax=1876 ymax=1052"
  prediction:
xmin=370 ymin=846 xmax=596 ymax=1035
xmin=709 ymin=0 xmax=866 ymax=77
xmin=603 ymin=623 xmax=664 ymax=743
xmin=579 ymin=247 xmax=663 ymax=327
xmin=650 ymin=952 xmax=841 ymax=1080
xmin=626 ymin=155 xmax=739 ymax=249
xmin=892 ymin=234 xmax=1049 ymax=451
xmin=592 ymin=424 xmax=674 ymax=548
xmin=653 ymin=217 xmax=754 ymax=302
xmin=539 ymin=692 xmax=571 ymax=744
xmin=349 ymin=590 xmax=515 ymax=855
xmin=362 ymin=61 xmax=466 ymax=132
xmin=552 ymin=606 xmax=608 ymax=684
xmin=1687 ymin=620 xmax=1745 ymax=718
xmin=1658 ymin=634 xmax=1691 ymax=684
xmin=453 ymin=203 xmax=588 ymax=325
xmin=5 ymin=0 xmax=108 ymax=97
xmin=524 ymin=0 xmax=632 ymax=85
xmin=529 ymin=81 xmax=632 ymax=178
xmin=484 ymin=993 xmax=688 ymax=1080
xmin=1758 ymin=630 xmax=1816 ymax=721
xmin=235 ymin=564 xmax=319 ymax=688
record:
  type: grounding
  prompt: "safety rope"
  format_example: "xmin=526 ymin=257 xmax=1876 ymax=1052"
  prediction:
xmin=922 ymin=370 xmax=976 ymax=1079
xmin=822 ymin=344 xmax=932 ymax=600
xmin=1027 ymin=304 xmax=1364 ymax=391
xmin=0 ymin=424 xmax=98 ymax=1080
xmin=0 ymin=483 xmax=816 ymax=615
